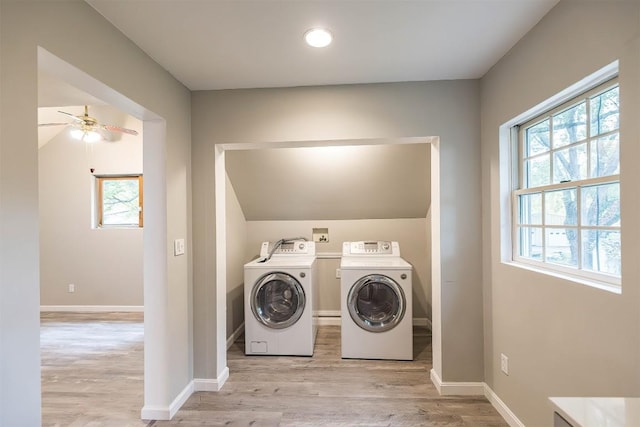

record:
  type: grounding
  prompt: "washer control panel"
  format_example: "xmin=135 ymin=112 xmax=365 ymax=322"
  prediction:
xmin=260 ymin=240 xmax=316 ymax=257
xmin=343 ymin=241 xmax=400 ymax=256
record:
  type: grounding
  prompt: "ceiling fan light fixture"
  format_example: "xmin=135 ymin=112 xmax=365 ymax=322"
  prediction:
xmin=70 ymin=128 xmax=102 ymax=143
xmin=304 ymin=28 xmax=333 ymax=48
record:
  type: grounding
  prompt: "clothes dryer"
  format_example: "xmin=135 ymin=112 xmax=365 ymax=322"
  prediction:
xmin=244 ymin=240 xmax=318 ymax=356
xmin=340 ymin=241 xmax=413 ymax=360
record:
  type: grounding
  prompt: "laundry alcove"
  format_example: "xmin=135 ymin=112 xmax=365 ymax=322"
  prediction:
xmin=218 ymin=137 xmax=438 ymax=359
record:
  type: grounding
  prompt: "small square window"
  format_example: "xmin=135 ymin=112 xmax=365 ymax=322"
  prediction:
xmin=96 ymin=175 xmax=143 ymax=228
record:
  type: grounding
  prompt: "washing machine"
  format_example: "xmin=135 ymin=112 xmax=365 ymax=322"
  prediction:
xmin=340 ymin=241 xmax=413 ymax=360
xmin=244 ymin=240 xmax=318 ymax=356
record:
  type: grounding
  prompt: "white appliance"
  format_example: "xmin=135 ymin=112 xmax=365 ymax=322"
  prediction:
xmin=340 ymin=241 xmax=413 ymax=360
xmin=244 ymin=240 xmax=318 ymax=356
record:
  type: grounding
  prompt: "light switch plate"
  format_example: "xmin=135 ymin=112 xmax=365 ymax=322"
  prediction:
xmin=174 ymin=239 xmax=185 ymax=256
xmin=501 ymin=353 xmax=509 ymax=375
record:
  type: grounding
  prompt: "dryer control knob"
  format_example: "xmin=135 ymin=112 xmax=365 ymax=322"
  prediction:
xmin=400 ymin=273 xmax=407 ymax=280
xmin=300 ymin=272 xmax=306 ymax=278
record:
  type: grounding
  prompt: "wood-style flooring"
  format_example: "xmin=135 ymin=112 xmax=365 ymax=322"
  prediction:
xmin=41 ymin=312 xmax=507 ymax=427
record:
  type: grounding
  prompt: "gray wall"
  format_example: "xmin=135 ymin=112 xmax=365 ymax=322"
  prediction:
xmin=39 ymin=111 xmax=143 ymax=307
xmin=226 ymin=143 xmax=430 ymax=221
xmin=480 ymin=1 xmax=640 ymax=425
xmin=225 ymin=176 xmax=248 ymax=338
xmin=0 ymin=1 xmax=192 ymax=424
xmin=192 ymin=79 xmax=483 ymax=383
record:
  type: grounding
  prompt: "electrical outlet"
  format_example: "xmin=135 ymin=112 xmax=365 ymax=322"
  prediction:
xmin=336 ymin=268 xmax=341 ymax=279
xmin=500 ymin=353 xmax=509 ymax=375
xmin=68 ymin=283 xmax=75 ymax=293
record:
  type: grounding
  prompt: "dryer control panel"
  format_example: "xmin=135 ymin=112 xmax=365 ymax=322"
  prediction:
xmin=260 ymin=240 xmax=316 ymax=257
xmin=342 ymin=241 xmax=400 ymax=256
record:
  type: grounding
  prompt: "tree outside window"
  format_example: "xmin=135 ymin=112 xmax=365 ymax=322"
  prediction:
xmin=97 ymin=175 xmax=143 ymax=228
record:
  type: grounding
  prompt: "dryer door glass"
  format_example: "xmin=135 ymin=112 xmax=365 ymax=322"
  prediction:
xmin=347 ymin=274 xmax=405 ymax=332
xmin=251 ymin=272 xmax=306 ymax=329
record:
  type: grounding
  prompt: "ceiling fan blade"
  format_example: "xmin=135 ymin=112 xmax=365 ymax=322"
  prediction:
xmin=96 ymin=127 xmax=115 ymax=142
xmin=103 ymin=124 xmax=139 ymax=136
xmin=38 ymin=122 xmax=70 ymax=127
xmin=58 ymin=111 xmax=84 ymax=122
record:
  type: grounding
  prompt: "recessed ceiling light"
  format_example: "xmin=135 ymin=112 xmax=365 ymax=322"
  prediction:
xmin=304 ymin=28 xmax=333 ymax=48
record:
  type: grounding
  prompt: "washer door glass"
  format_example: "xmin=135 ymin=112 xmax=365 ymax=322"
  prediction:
xmin=251 ymin=272 xmax=306 ymax=329
xmin=347 ymin=274 xmax=405 ymax=332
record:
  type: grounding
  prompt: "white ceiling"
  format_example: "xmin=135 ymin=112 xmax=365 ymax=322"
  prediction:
xmin=86 ymin=0 xmax=559 ymax=91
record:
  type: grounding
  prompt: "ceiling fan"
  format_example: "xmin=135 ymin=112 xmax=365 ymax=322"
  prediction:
xmin=39 ymin=105 xmax=138 ymax=142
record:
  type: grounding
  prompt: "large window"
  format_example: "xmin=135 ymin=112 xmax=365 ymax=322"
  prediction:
xmin=513 ymin=79 xmax=620 ymax=286
xmin=96 ymin=175 xmax=143 ymax=228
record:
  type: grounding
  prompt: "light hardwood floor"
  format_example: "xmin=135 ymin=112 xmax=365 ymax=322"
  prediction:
xmin=41 ymin=312 xmax=507 ymax=426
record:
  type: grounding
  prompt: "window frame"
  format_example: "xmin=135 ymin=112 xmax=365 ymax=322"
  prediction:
xmin=511 ymin=78 xmax=620 ymax=288
xmin=96 ymin=175 xmax=144 ymax=228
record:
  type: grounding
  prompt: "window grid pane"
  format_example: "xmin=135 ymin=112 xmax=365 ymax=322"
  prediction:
xmin=590 ymin=86 xmax=620 ymax=137
xmin=553 ymin=143 xmax=587 ymax=183
xmin=518 ymin=193 xmax=542 ymax=225
xmin=581 ymin=183 xmax=620 ymax=227
xmin=545 ymin=188 xmax=577 ymax=226
xmin=581 ymin=230 xmax=621 ymax=276
xmin=590 ymin=133 xmax=620 ymax=178
xmin=525 ymin=119 xmax=550 ymax=157
xmin=552 ymin=102 xmax=587 ymax=149
xmin=545 ymin=228 xmax=578 ymax=267
xmin=519 ymin=226 xmax=543 ymax=261
xmin=525 ymin=154 xmax=550 ymax=188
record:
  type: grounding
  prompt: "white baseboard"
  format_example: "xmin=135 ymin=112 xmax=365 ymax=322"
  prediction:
xmin=430 ymin=369 xmax=524 ymax=427
xmin=227 ymin=322 xmax=245 ymax=350
xmin=483 ymin=384 xmax=525 ymax=427
xmin=168 ymin=381 xmax=195 ymax=419
xmin=194 ymin=367 xmax=229 ymax=392
xmin=141 ymin=381 xmax=194 ymax=421
xmin=317 ymin=310 xmax=340 ymax=317
xmin=413 ymin=317 xmax=432 ymax=329
xmin=142 ymin=367 xmax=230 ymax=421
xmin=41 ymin=305 xmax=144 ymax=312
xmin=316 ymin=310 xmax=340 ymax=326
xmin=430 ymin=369 xmax=443 ymax=394
xmin=429 ymin=369 xmax=484 ymax=395
xmin=141 ymin=405 xmax=171 ymax=421
xmin=317 ymin=316 xmax=341 ymax=326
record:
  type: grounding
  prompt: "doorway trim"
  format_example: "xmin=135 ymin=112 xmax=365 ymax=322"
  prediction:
xmin=213 ymin=136 xmax=441 ymax=380
xmin=37 ymin=47 xmax=169 ymax=419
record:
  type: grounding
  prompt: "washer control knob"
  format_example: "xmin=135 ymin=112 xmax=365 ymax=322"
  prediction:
xmin=299 ymin=242 xmax=305 ymax=250
xmin=382 ymin=242 xmax=390 ymax=250
xmin=400 ymin=273 xmax=407 ymax=280
xmin=300 ymin=272 xmax=306 ymax=278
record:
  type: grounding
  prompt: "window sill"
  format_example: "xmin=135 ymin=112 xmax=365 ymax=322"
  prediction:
xmin=502 ymin=261 xmax=621 ymax=295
